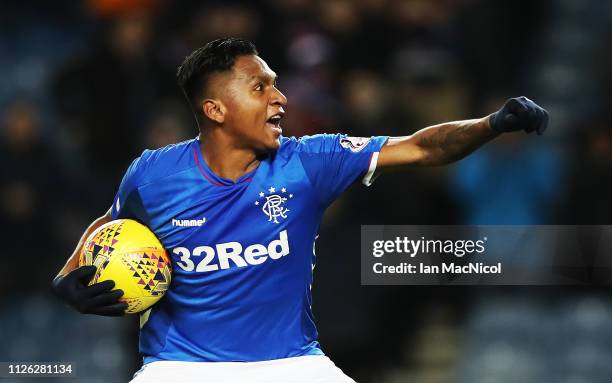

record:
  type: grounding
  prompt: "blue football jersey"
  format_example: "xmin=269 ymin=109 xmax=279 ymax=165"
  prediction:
xmin=111 ymin=134 xmax=388 ymax=363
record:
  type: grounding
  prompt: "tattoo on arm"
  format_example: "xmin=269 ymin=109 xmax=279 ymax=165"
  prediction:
xmin=413 ymin=118 xmax=498 ymax=165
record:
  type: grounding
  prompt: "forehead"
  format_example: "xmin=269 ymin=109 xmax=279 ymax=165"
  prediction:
xmin=231 ymin=55 xmax=276 ymax=81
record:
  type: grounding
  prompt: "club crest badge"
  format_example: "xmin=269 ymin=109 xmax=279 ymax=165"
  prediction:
xmin=339 ymin=136 xmax=371 ymax=152
xmin=255 ymin=186 xmax=293 ymax=224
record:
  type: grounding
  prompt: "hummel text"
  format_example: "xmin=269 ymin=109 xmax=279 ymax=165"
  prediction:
xmin=172 ymin=218 xmax=206 ymax=227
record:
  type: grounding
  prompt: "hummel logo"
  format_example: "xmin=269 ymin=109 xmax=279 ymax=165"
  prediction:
xmin=172 ymin=218 xmax=206 ymax=227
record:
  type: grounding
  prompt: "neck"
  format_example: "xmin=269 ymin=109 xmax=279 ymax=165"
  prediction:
xmin=199 ymin=130 xmax=261 ymax=182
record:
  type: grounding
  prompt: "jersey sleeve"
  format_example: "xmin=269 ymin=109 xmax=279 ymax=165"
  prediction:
xmin=110 ymin=152 xmax=150 ymax=225
xmin=296 ymin=134 xmax=388 ymax=206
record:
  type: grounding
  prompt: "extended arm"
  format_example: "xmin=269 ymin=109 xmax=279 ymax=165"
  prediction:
xmin=377 ymin=96 xmax=549 ymax=169
xmin=378 ymin=117 xmax=497 ymax=167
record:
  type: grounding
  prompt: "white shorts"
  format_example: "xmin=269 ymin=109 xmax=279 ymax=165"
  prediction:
xmin=129 ymin=355 xmax=356 ymax=383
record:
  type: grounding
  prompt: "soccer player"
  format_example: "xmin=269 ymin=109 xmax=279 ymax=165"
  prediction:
xmin=52 ymin=38 xmax=548 ymax=382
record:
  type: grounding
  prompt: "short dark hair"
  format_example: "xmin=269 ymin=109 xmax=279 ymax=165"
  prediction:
xmin=177 ymin=37 xmax=258 ymax=120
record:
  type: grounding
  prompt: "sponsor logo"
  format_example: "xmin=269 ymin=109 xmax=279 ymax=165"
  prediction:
xmin=254 ymin=186 xmax=293 ymax=224
xmin=173 ymin=230 xmax=290 ymax=272
xmin=340 ymin=136 xmax=371 ymax=152
xmin=172 ymin=217 xmax=206 ymax=227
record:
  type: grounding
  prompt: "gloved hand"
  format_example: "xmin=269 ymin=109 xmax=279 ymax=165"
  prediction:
xmin=489 ymin=96 xmax=549 ymax=135
xmin=52 ymin=265 xmax=128 ymax=316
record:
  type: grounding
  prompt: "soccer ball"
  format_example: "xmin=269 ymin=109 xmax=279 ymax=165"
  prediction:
xmin=79 ymin=219 xmax=171 ymax=314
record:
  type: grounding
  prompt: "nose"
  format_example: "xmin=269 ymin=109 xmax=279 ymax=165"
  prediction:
xmin=270 ymin=87 xmax=287 ymax=107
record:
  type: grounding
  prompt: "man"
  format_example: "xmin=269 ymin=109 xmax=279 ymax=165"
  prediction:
xmin=52 ymin=38 xmax=548 ymax=382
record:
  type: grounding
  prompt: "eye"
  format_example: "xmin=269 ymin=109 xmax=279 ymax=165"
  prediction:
xmin=254 ymin=83 xmax=264 ymax=91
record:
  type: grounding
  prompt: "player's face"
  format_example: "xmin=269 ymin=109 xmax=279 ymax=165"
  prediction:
xmin=222 ymin=55 xmax=287 ymax=152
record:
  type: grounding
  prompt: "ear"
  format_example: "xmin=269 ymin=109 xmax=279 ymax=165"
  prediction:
xmin=202 ymin=99 xmax=226 ymax=124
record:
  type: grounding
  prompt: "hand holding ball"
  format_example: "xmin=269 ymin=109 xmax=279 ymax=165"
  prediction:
xmin=79 ymin=219 xmax=171 ymax=314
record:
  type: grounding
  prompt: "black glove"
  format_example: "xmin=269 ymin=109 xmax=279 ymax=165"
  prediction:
xmin=52 ymin=265 xmax=128 ymax=316
xmin=489 ymin=96 xmax=549 ymax=135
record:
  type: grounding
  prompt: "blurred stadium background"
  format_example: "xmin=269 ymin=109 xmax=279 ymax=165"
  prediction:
xmin=0 ymin=0 xmax=611 ymax=382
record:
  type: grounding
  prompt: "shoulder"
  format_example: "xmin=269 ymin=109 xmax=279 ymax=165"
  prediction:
xmin=277 ymin=134 xmax=386 ymax=157
xmin=277 ymin=134 xmax=343 ymax=157
xmin=129 ymin=138 xmax=197 ymax=186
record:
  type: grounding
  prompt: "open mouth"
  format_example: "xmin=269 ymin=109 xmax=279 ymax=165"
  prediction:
xmin=266 ymin=114 xmax=284 ymax=133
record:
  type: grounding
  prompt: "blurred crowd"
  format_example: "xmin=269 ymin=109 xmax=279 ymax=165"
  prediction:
xmin=1 ymin=0 xmax=611 ymax=382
